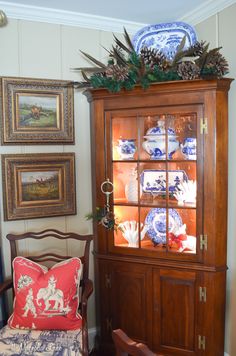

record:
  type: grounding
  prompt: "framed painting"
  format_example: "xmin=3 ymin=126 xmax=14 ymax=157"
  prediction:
xmin=0 ymin=77 xmax=74 ymax=144
xmin=2 ymin=153 xmax=76 ymax=220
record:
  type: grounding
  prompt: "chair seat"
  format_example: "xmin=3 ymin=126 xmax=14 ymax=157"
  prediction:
xmin=0 ymin=325 xmax=82 ymax=355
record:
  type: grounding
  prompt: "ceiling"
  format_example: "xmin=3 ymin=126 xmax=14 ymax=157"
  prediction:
xmin=0 ymin=0 xmax=218 ymax=24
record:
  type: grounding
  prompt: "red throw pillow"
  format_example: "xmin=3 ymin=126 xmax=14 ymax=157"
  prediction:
xmin=8 ymin=256 xmax=82 ymax=330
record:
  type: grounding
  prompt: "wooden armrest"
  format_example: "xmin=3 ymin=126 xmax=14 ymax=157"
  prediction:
xmin=112 ymin=329 xmax=156 ymax=356
xmin=0 ymin=279 xmax=13 ymax=295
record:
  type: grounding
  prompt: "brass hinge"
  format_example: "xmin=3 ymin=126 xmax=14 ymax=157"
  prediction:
xmin=105 ymin=273 xmax=111 ymax=288
xmin=199 ymin=286 xmax=207 ymax=302
xmin=200 ymin=234 xmax=208 ymax=250
xmin=106 ymin=317 xmax=112 ymax=331
xmin=200 ymin=118 xmax=208 ymax=134
xmin=198 ymin=335 xmax=206 ymax=350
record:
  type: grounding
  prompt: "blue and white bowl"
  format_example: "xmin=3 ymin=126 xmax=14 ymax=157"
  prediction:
xmin=117 ymin=139 xmax=136 ymax=160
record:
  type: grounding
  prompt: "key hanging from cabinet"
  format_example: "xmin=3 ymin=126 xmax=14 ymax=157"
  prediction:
xmin=100 ymin=178 xmax=116 ymax=230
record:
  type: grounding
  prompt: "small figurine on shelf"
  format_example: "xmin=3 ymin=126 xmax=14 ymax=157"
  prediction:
xmin=118 ymin=220 xmax=148 ymax=247
xmin=168 ymin=223 xmax=196 ymax=252
xmin=125 ymin=168 xmax=138 ymax=203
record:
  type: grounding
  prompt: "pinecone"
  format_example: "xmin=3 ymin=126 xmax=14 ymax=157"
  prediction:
xmin=105 ymin=64 xmax=129 ymax=81
xmin=140 ymin=46 xmax=169 ymax=70
xmin=177 ymin=61 xmax=200 ymax=80
xmin=191 ymin=41 xmax=206 ymax=56
xmin=205 ymin=52 xmax=229 ymax=77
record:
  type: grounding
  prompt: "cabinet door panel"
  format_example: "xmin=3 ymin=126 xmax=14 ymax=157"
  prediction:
xmin=153 ymin=269 xmax=198 ymax=355
xmin=110 ymin=262 xmax=152 ymax=344
xmin=98 ymin=260 xmax=112 ymax=342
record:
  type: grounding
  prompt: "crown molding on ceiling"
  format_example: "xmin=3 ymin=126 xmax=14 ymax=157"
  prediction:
xmin=0 ymin=1 xmax=146 ymax=33
xmin=179 ymin=0 xmax=236 ymax=25
xmin=0 ymin=0 xmax=236 ymax=33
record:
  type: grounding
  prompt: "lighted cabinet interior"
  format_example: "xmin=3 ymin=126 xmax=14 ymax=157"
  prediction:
xmin=109 ymin=110 xmax=201 ymax=257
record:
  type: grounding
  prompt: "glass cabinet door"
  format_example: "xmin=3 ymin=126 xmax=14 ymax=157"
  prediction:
xmin=107 ymin=107 xmax=203 ymax=260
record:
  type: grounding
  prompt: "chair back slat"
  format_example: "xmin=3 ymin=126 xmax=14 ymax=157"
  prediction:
xmin=6 ymin=229 xmax=93 ymax=282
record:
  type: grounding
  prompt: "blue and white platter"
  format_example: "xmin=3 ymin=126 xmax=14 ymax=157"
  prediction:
xmin=132 ymin=22 xmax=197 ymax=60
xmin=140 ymin=169 xmax=188 ymax=195
xmin=145 ymin=208 xmax=182 ymax=245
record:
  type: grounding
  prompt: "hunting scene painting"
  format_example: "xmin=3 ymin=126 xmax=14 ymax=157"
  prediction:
xmin=2 ymin=153 xmax=76 ymax=220
xmin=1 ymin=77 xmax=74 ymax=144
xmin=20 ymin=170 xmax=60 ymax=202
xmin=17 ymin=94 xmax=59 ymax=129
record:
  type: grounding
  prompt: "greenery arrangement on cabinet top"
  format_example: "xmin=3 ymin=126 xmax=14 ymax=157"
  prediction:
xmin=73 ymin=28 xmax=229 ymax=93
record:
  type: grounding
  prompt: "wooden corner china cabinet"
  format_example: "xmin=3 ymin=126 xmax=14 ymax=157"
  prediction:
xmin=86 ymin=79 xmax=232 ymax=356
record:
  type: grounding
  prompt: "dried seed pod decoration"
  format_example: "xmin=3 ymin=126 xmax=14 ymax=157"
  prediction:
xmin=105 ymin=64 xmax=129 ymax=81
xmin=177 ymin=61 xmax=200 ymax=80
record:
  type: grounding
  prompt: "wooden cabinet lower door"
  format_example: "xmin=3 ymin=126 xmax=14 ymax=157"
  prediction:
xmin=153 ymin=268 xmax=200 ymax=355
xmin=110 ymin=261 xmax=152 ymax=345
xmin=98 ymin=261 xmax=226 ymax=356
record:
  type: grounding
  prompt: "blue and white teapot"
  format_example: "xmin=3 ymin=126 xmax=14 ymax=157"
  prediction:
xmin=142 ymin=121 xmax=179 ymax=159
xmin=116 ymin=138 xmax=136 ymax=160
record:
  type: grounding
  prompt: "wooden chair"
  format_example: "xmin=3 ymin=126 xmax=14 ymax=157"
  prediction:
xmin=0 ymin=229 xmax=93 ymax=356
xmin=112 ymin=329 xmax=157 ymax=356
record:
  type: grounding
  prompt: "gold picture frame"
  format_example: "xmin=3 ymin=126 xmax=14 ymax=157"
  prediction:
xmin=0 ymin=77 xmax=74 ymax=144
xmin=2 ymin=153 xmax=76 ymax=220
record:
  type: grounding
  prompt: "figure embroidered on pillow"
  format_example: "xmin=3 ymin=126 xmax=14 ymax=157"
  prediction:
xmin=36 ymin=275 xmax=65 ymax=313
xmin=22 ymin=288 xmax=37 ymax=318
xmin=17 ymin=275 xmax=33 ymax=291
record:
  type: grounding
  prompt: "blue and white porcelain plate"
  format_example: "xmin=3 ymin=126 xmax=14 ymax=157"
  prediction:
xmin=145 ymin=208 xmax=182 ymax=245
xmin=133 ymin=22 xmax=197 ymax=60
xmin=140 ymin=169 xmax=188 ymax=195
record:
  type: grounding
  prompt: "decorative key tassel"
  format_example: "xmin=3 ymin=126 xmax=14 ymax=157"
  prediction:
xmin=85 ymin=207 xmax=117 ymax=230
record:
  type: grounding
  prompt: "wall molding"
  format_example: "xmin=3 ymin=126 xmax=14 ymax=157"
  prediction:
xmin=0 ymin=1 xmax=146 ymax=33
xmin=179 ymin=0 xmax=236 ymax=25
xmin=0 ymin=0 xmax=235 ymax=32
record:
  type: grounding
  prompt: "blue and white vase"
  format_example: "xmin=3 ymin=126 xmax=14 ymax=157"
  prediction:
xmin=117 ymin=139 xmax=136 ymax=160
xmin=125 ymin=168 xmax=138 ymax=202
xmin=181 ymin=137 xmax=197 ymax=160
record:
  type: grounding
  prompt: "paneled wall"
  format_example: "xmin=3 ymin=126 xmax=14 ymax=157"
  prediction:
xmin=0 ymin=19 xmax=119 ymax=329
xmin=196 ymin=4 xmax=236 ymax=355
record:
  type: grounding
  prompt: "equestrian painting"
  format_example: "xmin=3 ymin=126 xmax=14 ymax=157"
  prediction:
xmin=20 ymin=170 xmax=60 ymax=202
xmin=17 ymin=93 xmax=58 ymax=129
